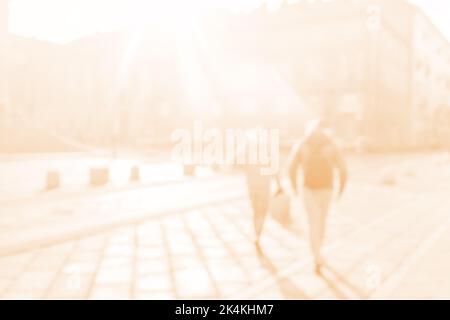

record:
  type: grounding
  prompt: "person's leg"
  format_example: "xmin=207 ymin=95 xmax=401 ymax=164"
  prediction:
xmin=248 ymin=176 xmax=271 ymax=244
xmin=316 ymin=190 xmax=333 ymax=265
xmin=253 ymin=194 xmax=270 ymax=238
xmin=303 ymin=189 xmax=321 ymax=266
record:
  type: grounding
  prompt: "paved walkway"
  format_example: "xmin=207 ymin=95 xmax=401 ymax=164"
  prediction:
xmin=0 ymin=153 xmax=450 ymax=299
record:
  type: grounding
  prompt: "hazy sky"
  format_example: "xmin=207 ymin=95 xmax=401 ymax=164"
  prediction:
xmin=8 ymin=0 xmax=450 ymax=44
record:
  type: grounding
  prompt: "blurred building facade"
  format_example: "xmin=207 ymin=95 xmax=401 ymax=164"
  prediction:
xmin=1 ymin=31 xmax=185 ymax=151
xmin=0 ymin=0 xmax=9 ymax=132
xmin=225 ymin=0 xmax=450 ymax=150
xmin=0 ymin=0 xmax=449 ymax=152
xmin=411 ymin=9 xmax=450 ymax=148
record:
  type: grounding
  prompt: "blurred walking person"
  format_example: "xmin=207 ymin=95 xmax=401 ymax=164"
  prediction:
xmin=288 ymin=120 xmax=347 ymax=273
xmin=242 ymin=130 xmax=281 ymax=247
xmin=246 ymin=165 xmax=272 ymax=247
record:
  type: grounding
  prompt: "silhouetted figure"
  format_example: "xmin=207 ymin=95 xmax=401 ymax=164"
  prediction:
xmin=289 ymin=120 xmax=347 ymax=274
xmin=246 ymin=165 xmax=272 ymax=246
xmin=243 ymin=130 xmax=281 ymax=247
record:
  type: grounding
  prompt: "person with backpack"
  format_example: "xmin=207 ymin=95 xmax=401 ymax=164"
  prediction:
xmin=288 ymin=119 xmax=348 ymax=274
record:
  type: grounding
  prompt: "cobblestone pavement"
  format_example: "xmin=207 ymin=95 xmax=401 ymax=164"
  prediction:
xmin=0 ymin=153 xmax=450 ymax=299
xmin=0 ymin=175 xmax=244 ymax=256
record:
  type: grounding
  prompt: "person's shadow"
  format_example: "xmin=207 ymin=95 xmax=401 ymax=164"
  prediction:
xmin=256 ymin=245 xmax=367 ymax=300
xmin=317 ymin=262 xmax=368 ymax=300
xmin=255 ymin=244 xmax=310 ymax=299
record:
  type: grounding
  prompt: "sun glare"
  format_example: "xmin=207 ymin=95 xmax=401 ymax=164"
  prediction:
xmin=9 ymin=0 xmax=450 ymax=44
xmin=9 ymin=0 xmax=267 ymax=44
xmin=126 ymin=0 xmax=208 ymax=30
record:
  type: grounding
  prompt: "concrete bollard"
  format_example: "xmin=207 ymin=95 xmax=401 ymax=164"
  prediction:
xmin=90 ymin=167 xmax=109 ymax=187
xmin=130 ymin=165 xmax=141 ymax=182
xmin=46 ymin=170 xmax=60 ymax=191
xmin=183 ymin=165 xmax=196 ymax=176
